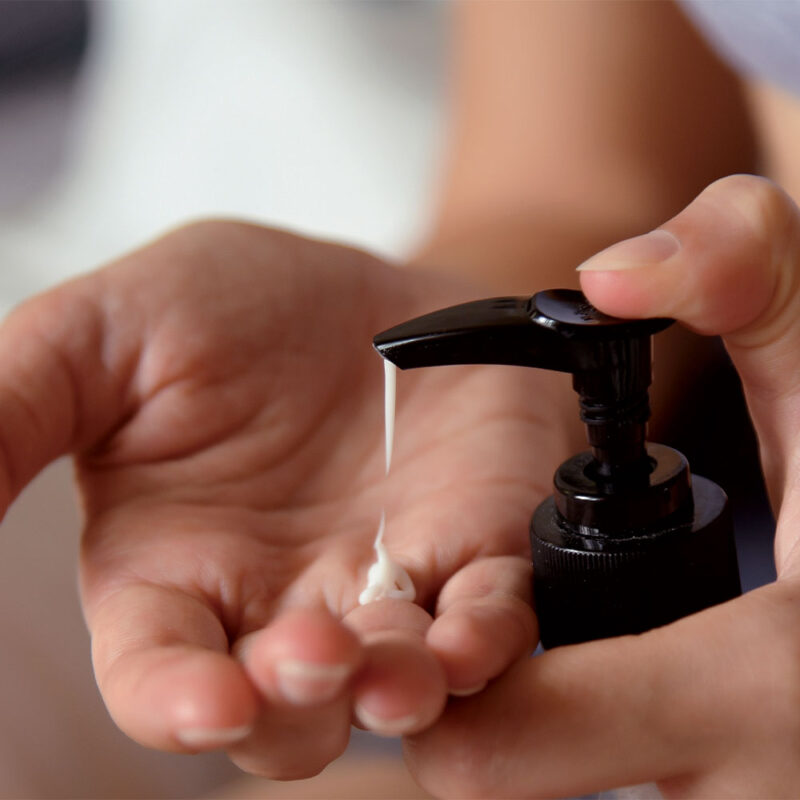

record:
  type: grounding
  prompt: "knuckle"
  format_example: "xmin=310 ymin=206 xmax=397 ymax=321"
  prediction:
xmin=708 ymin=174 xmax=797 ymax=250
xmin=170 ymin=217 xmax=241 ymax=239
xmin=157 ymin=217 xmax=282 ymax=258
xmin=692 ymin=175 xmax=800 ymax=345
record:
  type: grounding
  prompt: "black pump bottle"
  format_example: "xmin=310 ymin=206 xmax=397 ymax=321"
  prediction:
xmin=374 ymin=289 xmax=741 ymax=648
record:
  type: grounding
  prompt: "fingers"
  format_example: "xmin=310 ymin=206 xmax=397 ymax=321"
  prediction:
xmin=341 ymin=553 xmax=535 ymax=735
xmin=237 ymin=609 xmax=362 ymax=707
xmin=343 ymin=599 xmax=448 ymax=736
xmin=426 ymin=556 xmax=537 ymax=695
xmin=231 ymin=609 xmax=362 ymax=778
xmin=336 ymin=557 xmax=535 ymax=743
xmin=89 ymin=558 xmax=532 ymax=774
xmin=0 ymin=275 xmax=131 ymax=508
xmin=93 ymin=589 xmax=362 ymax=778
xmin=407 ymin=582 xmax=800 ymax=798
xmin=232 ymin=603 xmax=446 ymax=776
xmin=227 ymin=699 xmax=352 ymax=780
xmin=89 ymin=583 xmax=259 ymax=752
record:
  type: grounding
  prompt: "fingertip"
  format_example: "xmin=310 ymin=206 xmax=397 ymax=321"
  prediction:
xmin=175 ymin=722 xmax=254 ymax=751
xmin=579 ymin=267 xmax=665 ymax=320
xmin=427 ymin=598 xmax=537 ymax=694
xmin=240 ymin=608 xmax=363 ymax=707
xmin=428 ymin=609 xmax=494 ymax=692
xmin=353 ymin=631 xmax=447 ymax=736
xmin=575 ymin=226 xmax=682 ymax=322
xmin=343 ymin=597 xmax=434 ymax=638
xmin=430 ymin=556 xmax=536 ymax=694
xmin=225 ymin=698 xmax=353 ymax=779
xmin=104 ymin=646 xmax=260 ymax=753
xmin=342 ymin=600 xmax=444 ymax=735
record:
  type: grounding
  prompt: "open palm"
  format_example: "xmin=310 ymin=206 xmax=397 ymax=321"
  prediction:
xmin=1 ymin=221 xmax=570 ymax=777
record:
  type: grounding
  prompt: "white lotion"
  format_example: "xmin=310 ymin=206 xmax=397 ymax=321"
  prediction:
xmin=383 ymin=357 xmax=396 ymax=474
xmin=358 ymin=361 xmax=416 ymax=605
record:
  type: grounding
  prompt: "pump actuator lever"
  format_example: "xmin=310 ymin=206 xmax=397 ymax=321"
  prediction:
xmin=374 ymin=289 xmax=741 ymax=648
xmin=375 ymin=290 xmax=672 ymax=475
xmin=374 ymin=290 xmax=672 ymax=371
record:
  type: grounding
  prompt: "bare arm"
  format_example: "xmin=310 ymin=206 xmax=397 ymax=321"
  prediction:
xmin=747 ymin=79 xmax=800 ymax=201
xmin=411 ymin=0 xmax=761 ymax=440
xmin=414 ymin=0 xmax=757 ymax=292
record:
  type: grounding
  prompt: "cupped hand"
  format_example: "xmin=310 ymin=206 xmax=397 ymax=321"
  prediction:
xmin=406 ymin=175 xmax=800 ymax=798
xmin=0 ymin=221 xmax=570 ymax=777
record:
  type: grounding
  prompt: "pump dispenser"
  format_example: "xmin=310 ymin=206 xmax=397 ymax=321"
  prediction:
xmin=374 ymin=290 xmax=741 ymax=648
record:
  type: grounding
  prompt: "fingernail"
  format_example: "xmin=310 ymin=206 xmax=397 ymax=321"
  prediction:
xmin=274 ymin=660 xmax=351 ymax=705
xmin=354 ymin=703 xmax=421 ymax=737
xmin=176 ymin=724 xmax=253 ymax=748
xmin=450 ymin=681 xmax=487 ymax=697
xmin=577 ymin=229 xmax=680 ymax=271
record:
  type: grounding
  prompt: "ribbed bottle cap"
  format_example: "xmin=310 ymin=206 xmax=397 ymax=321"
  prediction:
xmin=531 ymin=462 xmax=741 ymax=648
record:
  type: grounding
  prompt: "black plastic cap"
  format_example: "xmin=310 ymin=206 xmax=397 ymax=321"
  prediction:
xmin=531 ymin=474 xmax=742 ymax=648
xmin=373 ymin=289 xmax=742 ymax=649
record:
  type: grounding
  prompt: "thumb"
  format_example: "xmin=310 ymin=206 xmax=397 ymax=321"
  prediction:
xmin=406 ymin=580 xmax=800 ymax=798
xmin=0 ymin=272 xmax=132 ymax=511
xmin=578 ymin=174 xmax=800 ymax=569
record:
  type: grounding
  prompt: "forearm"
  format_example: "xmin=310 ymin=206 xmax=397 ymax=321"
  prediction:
xmin=410 ymin=212 xmax=619 ymax=295
xmin=410 ymin=1 xmax=756 ymax=295
xmin=407 ymin=1 xmax=759 ymax=444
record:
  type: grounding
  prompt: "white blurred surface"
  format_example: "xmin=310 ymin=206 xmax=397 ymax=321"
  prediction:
xmin=1 ymin=0 xmax=446 ymax=305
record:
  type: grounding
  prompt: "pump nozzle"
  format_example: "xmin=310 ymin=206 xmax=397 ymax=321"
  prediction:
xmin=375 ymin=290 xmax=671 ymax=476
xmin=374 ymin=289 xmax=741 ymax=647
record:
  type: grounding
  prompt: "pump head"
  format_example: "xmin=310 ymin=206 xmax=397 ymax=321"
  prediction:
xmin=375 ymin=289 xmax=741 ymax=647
xmin=375 ymin=289 xmax=670 ymax=479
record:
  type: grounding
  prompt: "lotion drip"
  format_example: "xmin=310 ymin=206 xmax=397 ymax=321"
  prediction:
xmin=358 ymin=360 xmax=416 ymax=605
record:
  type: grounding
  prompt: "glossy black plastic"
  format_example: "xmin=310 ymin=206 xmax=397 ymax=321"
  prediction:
xmin=532 ymin=476 xmax=741 ymax=647
xmin=375 ymin=291 xmax=671 ymax=475
xmin=555 ymin=443 xmax=692 ymax=531
xmin=374 ymin=289 xmax=742 ymax=648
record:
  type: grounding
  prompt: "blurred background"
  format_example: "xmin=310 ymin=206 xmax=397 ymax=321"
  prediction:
xmin=0 ymin=1 xmax=446 ymax=796
xmin=0 ymin=1 xmax=777 ymax=798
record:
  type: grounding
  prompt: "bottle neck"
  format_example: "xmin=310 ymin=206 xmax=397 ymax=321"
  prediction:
xmin=553 ymin=443 xmax=693 ymax=534
xmin=579 ymin=389 xmax=651 ymax=484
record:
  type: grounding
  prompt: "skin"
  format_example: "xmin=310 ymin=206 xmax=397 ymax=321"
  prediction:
xmin=401 ymin=3 xmax=800 ymax=797
xmin=407 ymin=174 xmax=800 ymax=798
xmin=5 ymin=0 xmax=800 ymax=796
xmin=0 ymin=222 xmax=566 ymax=776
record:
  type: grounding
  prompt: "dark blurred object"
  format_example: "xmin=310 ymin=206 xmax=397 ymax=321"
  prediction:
xmin=0 ymin=0 xmax=89 ymax=83
xmin=0 ymin=1 xmax=90 ymax=210
xmin=663 ymin=334 xmax=777 ymax=592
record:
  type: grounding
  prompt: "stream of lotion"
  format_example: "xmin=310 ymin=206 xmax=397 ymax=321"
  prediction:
xmin=358 ymin=360 xmax=416 ymax=605
xmin=357 ymin=363 xmax=662 ymax=799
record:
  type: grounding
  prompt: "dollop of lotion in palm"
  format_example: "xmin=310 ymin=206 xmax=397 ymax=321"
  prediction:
xmin=358 ymin=360 xmax=416 ymax=605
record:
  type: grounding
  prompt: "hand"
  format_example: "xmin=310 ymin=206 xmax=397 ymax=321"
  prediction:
xmin=0 ymin=221 xmax=570 ymax=777
xmin=406 ymin=175 xmax=800 ymax=798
